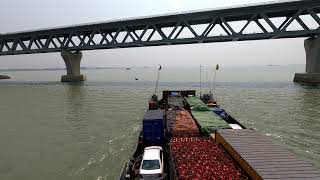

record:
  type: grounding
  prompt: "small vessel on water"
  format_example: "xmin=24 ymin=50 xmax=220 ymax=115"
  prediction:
xmin=0 ymin=75 xmax=10 ymax=79
xmin=119 ymin=90 xmax=320 ymax=180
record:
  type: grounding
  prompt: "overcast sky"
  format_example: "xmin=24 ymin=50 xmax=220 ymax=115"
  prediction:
xmin=0 ymin=0 xmax=308 ymax=69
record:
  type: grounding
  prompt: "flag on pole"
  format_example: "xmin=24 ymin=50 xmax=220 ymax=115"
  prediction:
xmin=216 ymin=64 xmax=219 ymax=70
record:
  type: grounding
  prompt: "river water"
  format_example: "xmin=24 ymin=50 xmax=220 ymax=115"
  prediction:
xmin=0 ymin=65 xmax=319 ymax=180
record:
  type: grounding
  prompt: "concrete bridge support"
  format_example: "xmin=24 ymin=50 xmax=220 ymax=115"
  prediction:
xmin=61 ymin=50 xmax=86 ymax=82
xmin=294 ymin=36 xmax=320 ymax=84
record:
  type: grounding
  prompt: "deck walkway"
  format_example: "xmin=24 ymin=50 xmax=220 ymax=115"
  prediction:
xmin=216 ymin=129 xmax=320 ymax=180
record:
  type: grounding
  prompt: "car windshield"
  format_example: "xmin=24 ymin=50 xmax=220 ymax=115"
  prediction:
xmin=141 ymin=160 xmax=160 ymax=170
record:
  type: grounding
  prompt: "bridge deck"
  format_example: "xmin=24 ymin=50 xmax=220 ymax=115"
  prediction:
xmin=0 ymin=0 xmax=319 ymax=56
xmin=216 ymin=129 xmax=320 ymax=180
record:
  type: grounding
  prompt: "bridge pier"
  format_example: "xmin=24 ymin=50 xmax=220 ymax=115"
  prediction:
xmin=61 ymin=50 xmax=86 ymax=82
xmin=294 ymin=36 xmax=320 ymax=84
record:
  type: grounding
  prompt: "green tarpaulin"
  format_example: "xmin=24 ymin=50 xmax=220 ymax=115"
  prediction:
xmin=192 ymin=111 xmax=230 ymax=135
xmin=185 ymin=96 xmax=210 ymax=111
xmin=168 ymin=96 xmax=185 ymax=108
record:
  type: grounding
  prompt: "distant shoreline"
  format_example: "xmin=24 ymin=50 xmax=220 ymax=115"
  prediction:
xmin=0 ymin=66 xmax=153 ymax=72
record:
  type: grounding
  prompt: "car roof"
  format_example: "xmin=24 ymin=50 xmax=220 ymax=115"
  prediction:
xmin=145 ymin=146 xmax=162 ymax=150
xmin=143 ymin=147 xmax=162 ymax=160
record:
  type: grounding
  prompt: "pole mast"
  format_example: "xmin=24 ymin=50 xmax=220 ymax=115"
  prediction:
xmin=200 ymin=65 xmax=202 ymax=97
xmin=212 ymin=68 xmax=217 ymax=92
xmin=155 ymin=65 xmax=161 ymax=95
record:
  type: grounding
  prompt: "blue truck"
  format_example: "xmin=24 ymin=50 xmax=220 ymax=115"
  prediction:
xmin=142 ymin=110 xmax=164 ymax=145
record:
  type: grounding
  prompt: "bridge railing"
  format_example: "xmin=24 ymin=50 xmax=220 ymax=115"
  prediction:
xmin=0 ymin=0 xmax=319 ymax=56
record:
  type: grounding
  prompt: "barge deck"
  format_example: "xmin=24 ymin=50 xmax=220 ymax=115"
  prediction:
xmin=216 ymin=129 xmax=320 ymax=180
xmin=119 ymin=90 xmax=320 ymax=180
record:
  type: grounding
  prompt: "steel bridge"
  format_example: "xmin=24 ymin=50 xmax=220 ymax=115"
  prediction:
xmin=1 ymin=0 xmax=320 ymax=83
xmin=0 ymin=0 xmax=319 ymax=56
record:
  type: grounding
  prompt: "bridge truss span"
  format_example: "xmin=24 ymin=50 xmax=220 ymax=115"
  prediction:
xmin=0 ymin=0 xmax=320 ymax=56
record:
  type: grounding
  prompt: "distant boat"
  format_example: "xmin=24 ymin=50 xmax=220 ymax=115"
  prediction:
xmin=126 ymin=68 xmax=131 ymax=70
xmin=135 ymin=77 xmax=139 ymax=81
xmin=0 ymin=75 xmax=10 ymax=80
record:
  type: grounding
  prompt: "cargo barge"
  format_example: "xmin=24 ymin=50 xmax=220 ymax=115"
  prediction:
xmin=119 ymin=90 xmax=320 ymax=180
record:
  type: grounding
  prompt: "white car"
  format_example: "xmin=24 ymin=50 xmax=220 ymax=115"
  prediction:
xmin=139 ymin=146 xmax=164 ymax=180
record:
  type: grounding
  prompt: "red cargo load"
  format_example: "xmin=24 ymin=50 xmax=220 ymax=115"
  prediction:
xmin=170 ymin=137 xmax=248 ymax=180
xmin=172 ymin=110 xmax=199 ymax=137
